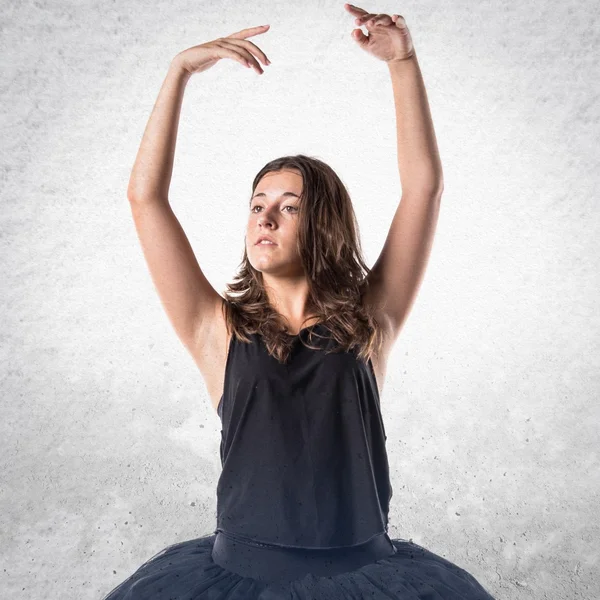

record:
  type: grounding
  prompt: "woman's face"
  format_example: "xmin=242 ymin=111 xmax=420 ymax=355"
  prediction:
xmin=246 ymin=169 xmax=305 ymax=277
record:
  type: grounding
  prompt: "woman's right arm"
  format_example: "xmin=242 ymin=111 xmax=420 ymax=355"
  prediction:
xmin=126 ymin=57 xmax=221 ymax=355
xmin=126 ymin=29 xmax=270 ymax=356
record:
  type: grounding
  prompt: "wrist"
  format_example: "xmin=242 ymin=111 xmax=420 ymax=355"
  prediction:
xmin=386 ymin=52 xmax=417 ymax=65
xmin=170 ymin=54 xmax=193 ymax=79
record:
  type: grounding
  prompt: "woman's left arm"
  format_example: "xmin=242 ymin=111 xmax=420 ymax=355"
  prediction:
xmin=345 ymin=5 xmax=444 ymax=338
xmin=367 ymin=54 xmax=444 ymax=340
xmin=388 ymin=53 xmax=444 ymax=193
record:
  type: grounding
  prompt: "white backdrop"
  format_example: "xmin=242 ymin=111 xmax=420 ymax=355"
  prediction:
xmin=1 ymin=1 xmax=598 ymax=598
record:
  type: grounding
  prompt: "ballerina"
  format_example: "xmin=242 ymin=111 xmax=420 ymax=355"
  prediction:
xmin=104 ymin=5 xmax=495 ymax=598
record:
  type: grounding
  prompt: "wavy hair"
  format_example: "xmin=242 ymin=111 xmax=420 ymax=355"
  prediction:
xmin=221 ymin=154 xmax=385 ymax=365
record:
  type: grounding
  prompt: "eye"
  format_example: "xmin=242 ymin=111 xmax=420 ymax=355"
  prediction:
xmin=251 ymin=206 xmax=298 ymax=213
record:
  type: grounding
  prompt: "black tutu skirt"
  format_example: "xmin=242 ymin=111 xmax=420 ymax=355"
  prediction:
xmin=101 ymin=530 xmax=495 ymax=599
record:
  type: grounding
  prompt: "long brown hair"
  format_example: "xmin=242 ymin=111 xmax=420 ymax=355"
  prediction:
xmin=221 ymin=154 xmax=385 ymax=365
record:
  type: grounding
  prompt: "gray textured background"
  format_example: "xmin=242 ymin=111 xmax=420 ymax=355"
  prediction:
xmin=1 ymin=1 xmax=599 ymax=598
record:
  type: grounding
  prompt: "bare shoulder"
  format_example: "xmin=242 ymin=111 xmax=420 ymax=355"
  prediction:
xmin=187 ymin=288 xmax=396 ymax=408
xmin=188 ymin=296 xmax=232 ymax=414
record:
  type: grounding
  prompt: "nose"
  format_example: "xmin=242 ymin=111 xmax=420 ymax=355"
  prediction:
xmin=257 ymin=212 xmax=276 ymax=228
xmin=259 ymin=206 xmax=277 ymax=221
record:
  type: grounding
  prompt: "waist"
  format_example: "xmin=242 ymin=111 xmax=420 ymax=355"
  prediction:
xmin=211 ymin=529 xmax=396 ymax=583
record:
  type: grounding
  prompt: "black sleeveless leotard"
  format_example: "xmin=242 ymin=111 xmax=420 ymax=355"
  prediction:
xmin=215 ymin=321 xmax=392 ymax=548
xmin=102 ymin=321 xmax=496 ymax=598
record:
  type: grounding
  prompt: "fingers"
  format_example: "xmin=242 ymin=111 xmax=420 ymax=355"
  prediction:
xmin=356 ymin=14 xmax=376 ymax=26
xmin=218 ymin=38 xmax=270 ymax=74
xmin=355 ymin=13 xmax=393 ymax=27
xmin=227 ymin=24 xmax=270 ymax=39
xmin=344 ymin=4 xmax=367 ymax=15
xmin=213 ymin=41 xmax=255 ymax=70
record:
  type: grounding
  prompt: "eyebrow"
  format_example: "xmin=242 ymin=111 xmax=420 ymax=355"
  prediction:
xmin=251 ymin=192 xmax=301 ymax=200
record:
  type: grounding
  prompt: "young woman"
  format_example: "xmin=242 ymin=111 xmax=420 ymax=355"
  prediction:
xmin=103 ymin=5 xmax=495 ymax=599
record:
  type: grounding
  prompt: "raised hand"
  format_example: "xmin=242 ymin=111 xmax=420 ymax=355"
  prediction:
xmin=174 ymin=25 xmax=272 ymax=76
xmin=344 ymin=3 xmax=415 ymax=62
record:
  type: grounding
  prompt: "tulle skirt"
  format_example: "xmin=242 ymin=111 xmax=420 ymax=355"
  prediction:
xmin=101 ymin=530 xmax=495 ymax=599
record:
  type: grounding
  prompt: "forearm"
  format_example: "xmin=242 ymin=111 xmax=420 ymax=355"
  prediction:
xmin=387 ymin=52 xmax=443 ymax=195
xmin=127 ymin=57 xmax=192 ymax=202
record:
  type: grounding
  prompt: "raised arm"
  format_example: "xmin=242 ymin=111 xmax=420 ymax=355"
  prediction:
xmin=126 ymin=29 xmax=270 ymax=359
xmin=344 ymin=7 xmax=444 ymax=341
xmin=365 ymin=53 xmax=444 ymax=343
xmin=126 ymin=57 xmax=221 ymax=355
